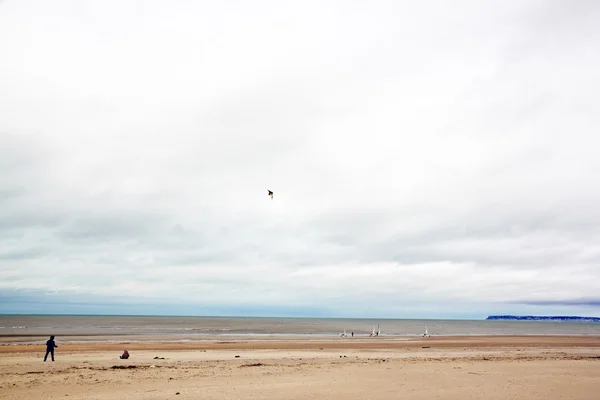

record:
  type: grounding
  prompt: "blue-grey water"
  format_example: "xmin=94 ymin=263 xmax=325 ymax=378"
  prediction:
xmin=1 ymin=315 xmax=600 ymax=341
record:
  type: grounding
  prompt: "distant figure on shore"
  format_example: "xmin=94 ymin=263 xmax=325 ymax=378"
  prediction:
xmin=120 ymin=350 xmax=130 ymax=359
xmin=351 ymin=332 xmax=354 ymax=337
xmin=44 ymin=336 xmax=58 ymax=362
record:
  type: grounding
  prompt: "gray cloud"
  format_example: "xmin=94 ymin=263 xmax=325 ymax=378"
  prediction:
xmin=515 ymin=298 xmax=600 ymax=308
xmin=0 ymin=247 xmax=51 ymax=261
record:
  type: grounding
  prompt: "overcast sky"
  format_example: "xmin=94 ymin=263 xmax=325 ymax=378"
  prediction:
xmin=1 ymin=0 xmax=599 ymax=318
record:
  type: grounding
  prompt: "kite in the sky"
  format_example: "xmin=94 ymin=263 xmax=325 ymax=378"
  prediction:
xmin=268 ymin=190 xmax=273 ymax=200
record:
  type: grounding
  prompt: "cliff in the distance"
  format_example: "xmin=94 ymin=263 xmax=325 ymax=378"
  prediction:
xmin=486 ymin=315 xmax=600 ymax=322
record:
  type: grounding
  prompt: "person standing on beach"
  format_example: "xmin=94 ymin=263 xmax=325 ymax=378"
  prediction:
xmin=44 ymin=336 xmax=58 ymax=362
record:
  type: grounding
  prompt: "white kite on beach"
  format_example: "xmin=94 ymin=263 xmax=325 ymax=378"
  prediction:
xmin=423 ymin=325 xmax=430 ymax=337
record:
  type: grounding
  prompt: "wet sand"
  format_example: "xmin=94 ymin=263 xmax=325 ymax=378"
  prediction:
xmin=1 ymin=335 xmax=600 ymax=399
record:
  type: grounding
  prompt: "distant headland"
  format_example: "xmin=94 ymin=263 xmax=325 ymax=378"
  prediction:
xmin=486 ymin=315 xmax=600 ymax=322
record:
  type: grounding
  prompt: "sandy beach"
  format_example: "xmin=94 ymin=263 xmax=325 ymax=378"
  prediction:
xmin=1 ymin=335 xmax=600 ymax=399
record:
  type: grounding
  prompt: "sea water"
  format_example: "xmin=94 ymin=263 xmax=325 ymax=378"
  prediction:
xmin=1 ymin=315 xmax=600 ymax=341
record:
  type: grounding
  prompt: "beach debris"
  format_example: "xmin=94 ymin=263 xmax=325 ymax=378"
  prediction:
xmin=422 ymin=346 xmax=431 ymax=349
xmin=111 ymin=365 xmax=137 ymax=369
xmin=235 ymin=355 xmax=240 ymax=358
xmin=176 ymin=392 xmax=180 ymax=395
xmin=153 ymin=356 xmax=165 ymax=360
xmin=240 ymin=363 xmax=264 ymax=368
xmin=268 ymin=190 xmax=273 ymax=199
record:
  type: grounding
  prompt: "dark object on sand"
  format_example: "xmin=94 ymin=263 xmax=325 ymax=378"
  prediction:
xmin=44 ymin=336 xmax=58 ymax=362
xmin=235 ymin=355 xmax=240 ymax=358
xmin=240 ymin=363 xmax=264 ymax=367
xmin=120 ymin=350 xmax=129 ymax=359
xmin=153 ymin=356 xmax=165 ymax=360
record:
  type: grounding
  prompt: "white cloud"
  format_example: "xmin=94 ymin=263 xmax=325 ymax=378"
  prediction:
xmin=1 ymin=0 xmax=600 ymax=317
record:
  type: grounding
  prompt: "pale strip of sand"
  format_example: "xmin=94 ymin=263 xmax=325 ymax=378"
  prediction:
xmin=1 ymin=336 xmax=599 ymax=400
xmin=2 ymin=334 xmax=600 ymax=352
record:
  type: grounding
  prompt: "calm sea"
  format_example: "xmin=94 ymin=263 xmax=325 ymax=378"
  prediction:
xmin=1 ymin=315 xmax=600 ymax=342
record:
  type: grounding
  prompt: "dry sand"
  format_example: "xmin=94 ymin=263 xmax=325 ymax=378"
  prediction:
xmin=1 ymin=335 xmax=600 ymax=399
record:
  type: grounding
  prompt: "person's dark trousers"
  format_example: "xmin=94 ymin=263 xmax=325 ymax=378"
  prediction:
xmin=44 ymin=349 xmax=54 ymax=361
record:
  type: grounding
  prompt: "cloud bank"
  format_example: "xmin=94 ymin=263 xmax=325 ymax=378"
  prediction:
xmin=1 ymin=0 xmax=599 ymax=318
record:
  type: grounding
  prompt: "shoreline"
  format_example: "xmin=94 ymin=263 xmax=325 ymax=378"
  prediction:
xmin=3 ymin=332 xmax=600 ymax=340
xmin=2 ymin=335 xmax=600 ymax=354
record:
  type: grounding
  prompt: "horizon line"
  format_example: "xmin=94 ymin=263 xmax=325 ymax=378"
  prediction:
xmin=0 ymin=312 xmax=488 ymax=320
xmin=2 ymin=313 xmax=599 ymax=320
